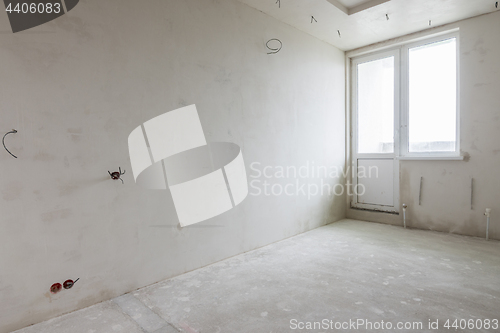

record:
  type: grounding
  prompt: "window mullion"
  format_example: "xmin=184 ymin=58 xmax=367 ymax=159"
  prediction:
xmin=400 ymin=45 xmax=409 ymax=157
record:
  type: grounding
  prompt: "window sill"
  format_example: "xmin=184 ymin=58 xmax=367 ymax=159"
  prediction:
xmin=398 ymin=156 xmax=464 ymax=161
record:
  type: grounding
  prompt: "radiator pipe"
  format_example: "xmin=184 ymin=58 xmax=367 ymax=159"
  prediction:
xmin=402 ymin=204 xmax=408 ymax=229
xmin=485 ymin=208 xmax=491 ymax=240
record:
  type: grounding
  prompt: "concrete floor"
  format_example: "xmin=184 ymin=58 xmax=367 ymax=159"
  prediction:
xmin=13 ymin=219 xmax=500 ymax=333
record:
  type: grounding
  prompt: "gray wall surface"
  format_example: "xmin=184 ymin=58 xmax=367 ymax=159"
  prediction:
xmin=347 ymin=11 xmax=500 ymax=240
xmin=0 ymin=0 xmax=346 ymax=331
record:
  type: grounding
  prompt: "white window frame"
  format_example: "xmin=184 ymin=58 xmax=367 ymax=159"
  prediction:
xmin=351 ymin=49 xmax=400 ymax=213
xmin=351 ymin=31 xmax=461 ymax=163
xmin=349 ymin=31 xmax=461 ymax=212
xmin=352 ymin=49 xmax=401 ymax=159
xmin=399 ymin=31 xmax=461 ymax=159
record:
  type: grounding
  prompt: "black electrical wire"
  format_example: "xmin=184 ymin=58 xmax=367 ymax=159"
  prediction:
xmin=2 ymin=129 xmax=17 ymax=158
xmin=266 ymin=39 xmax=282 ymax=54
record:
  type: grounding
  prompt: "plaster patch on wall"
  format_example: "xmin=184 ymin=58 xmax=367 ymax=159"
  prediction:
xmin=40 ymin=208 xmax=72 ymax=223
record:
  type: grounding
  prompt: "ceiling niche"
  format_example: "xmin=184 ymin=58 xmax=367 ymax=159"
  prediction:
xmin=327 ymin=0 xmax=391 ymax=15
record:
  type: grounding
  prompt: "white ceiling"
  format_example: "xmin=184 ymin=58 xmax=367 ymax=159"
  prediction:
xmin=236 ymin=0 xmax=499 ymax=50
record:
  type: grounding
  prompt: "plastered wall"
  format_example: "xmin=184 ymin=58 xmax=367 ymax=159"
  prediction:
xmin=347 ymin=11 xmax=500 ymax=240
xmin=0 ymin=0 xmax=346 ymax=331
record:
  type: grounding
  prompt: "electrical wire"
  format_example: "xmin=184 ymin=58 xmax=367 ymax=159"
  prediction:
xmin=2 ymin=129 xmax=18 ymax=158
xmin=266 ymin=39 xmax=282 ymax=54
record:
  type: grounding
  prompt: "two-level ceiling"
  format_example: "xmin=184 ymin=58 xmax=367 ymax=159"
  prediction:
xmin=236 ymin=0 xmax=499 ymax=50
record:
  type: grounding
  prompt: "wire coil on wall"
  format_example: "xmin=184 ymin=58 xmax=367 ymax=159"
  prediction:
xmin=266 ymin=39 xmax=282 ymax=54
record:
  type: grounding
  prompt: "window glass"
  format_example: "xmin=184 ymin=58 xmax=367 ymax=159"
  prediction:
xmin=357 ymin=56 xmax=395 ymax=154
xmin=408 ymin=38 xmax=457 ymax=152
